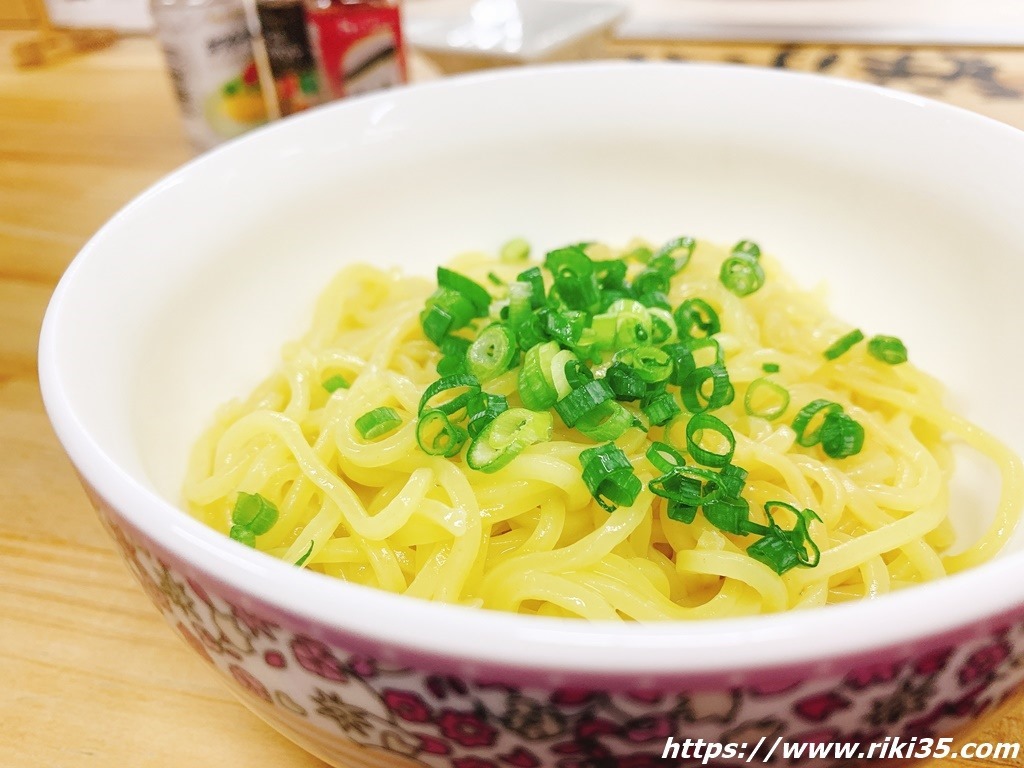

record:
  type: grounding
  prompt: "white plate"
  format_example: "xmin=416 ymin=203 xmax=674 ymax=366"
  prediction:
xmin=405 ymin=0 xmax=626 ymax=60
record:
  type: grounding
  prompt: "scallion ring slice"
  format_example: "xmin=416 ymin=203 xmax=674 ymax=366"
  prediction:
xmin=719 ymin=255 xmax=765 ymax=297
xmin=823 ymin=329 xmax=865 ymax=360
xmin=519 ymin=341 xmax=559 ymax=410
xmin=417 ymin=374 xmax=480 ymax=416
xmin=466 ymin=408 xmax=553 ymax=473
xmin=646 ymin=441 xmax=686 ymax=474
xmin=604 ymin=362 xmax=646 ymax=402
xmin=231 ymin=492 xmax=279 ymax=536
xmin=466 ymin=323 xmax=517 ymax=382
xmin=355 ymin=407 xmax=403 ymax=439
xmin=685 ymin=413 xmax=736 ymax=468
xmin=322 ymin=374 xmax=349 ymax=393
xmin=702 ymin=495 xmax=753 ymax=536
xmin=867 ymin=335 xmax=909 ymax=365
xmin=792 ymin=399 xmax=843 ymax=447
xmin=744 ymin=377 xmax=790 ymax=420
xmin=437 ymin=266 xmax=492 ymax=315
xmin=674 ymin=298 xmax=721 ymax=339
xmin=579 ymin=442 xmax=642 ymax=512
xmin=417 ymin=409 xmax=469 ymax=457
xmin=575 ymin=401 xmax=636 ymax=441
xmin=650 ymin=235 xmax=696 ymax=275
xmin=680 ymin=363 xmax=734 ymax=413
xmin=819 ymin=411 xmax=865 ymax=459
xmin=553 ymin=379 xmax=614 ymax=428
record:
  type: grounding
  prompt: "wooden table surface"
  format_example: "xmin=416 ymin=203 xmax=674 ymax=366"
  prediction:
xmin=2 ymin=30 xmax=1023 ymax=768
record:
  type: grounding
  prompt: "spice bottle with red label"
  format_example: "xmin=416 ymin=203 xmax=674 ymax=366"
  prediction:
xmin=305 ymin=0 xmax=408 ymax=101
xmin=256 ymin=0 xmax=323 ymax=116
xmin=152 ymin=0 xmax=269 ymax=151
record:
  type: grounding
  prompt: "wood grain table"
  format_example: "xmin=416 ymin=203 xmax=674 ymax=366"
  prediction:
xmin=2 ymin=31 xmax=1023 ymax=768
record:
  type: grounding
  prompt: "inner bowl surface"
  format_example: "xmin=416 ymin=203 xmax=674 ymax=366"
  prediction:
xmin=40 ymin=62 xmax=1024 ymax=678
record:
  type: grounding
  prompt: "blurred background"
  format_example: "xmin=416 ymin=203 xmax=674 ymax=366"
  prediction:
xmin=2 ymin=3 xmax=1024 ymax=768
xmin=1 ymin=0 xmax=1022 ymax=152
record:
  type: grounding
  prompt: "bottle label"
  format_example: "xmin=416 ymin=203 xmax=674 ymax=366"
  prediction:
xmin=153 ymin=2 xmax=268 ymax=151
xmin=306 ymin=3 xmax=408 ymax=101
xmin=256 ymin=1 xmax=322 ymax=116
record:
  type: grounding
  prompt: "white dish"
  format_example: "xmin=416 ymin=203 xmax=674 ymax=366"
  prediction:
xmin=405 ymin=0 xmax=626 ymax=60
xmin=38 ymin=60 xmax=1024 ymax=768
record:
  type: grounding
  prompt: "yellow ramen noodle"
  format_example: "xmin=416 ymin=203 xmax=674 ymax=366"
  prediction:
xmin=184 ymin=239 xmax=1023 ymax=619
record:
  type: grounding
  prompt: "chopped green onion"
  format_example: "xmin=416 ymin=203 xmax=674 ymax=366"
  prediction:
xmin=823 ymin=329 xmax=865 ymax=360
xmin=746 ymin=528 xmax=801 ymax=574
xmin=540 ymin=307 xmax=587 ymax=348
xmin=554 ymin=379 xmax=614 ymax=428
xmin=295 ymin=541 xmax=314 ymax=567
xmin=591 ymin=299 xmax=652 ymax=351
xmin=680 ymin=363 xmax=734 ymax=413
xmin=868 ymin=335 xmax=909 ymax=365
xmin=418 ymin=374 xmax=480 ymax=416
xmin=487 ymin=272 xmax=504 ymax=286
xmin=355 ymin=407 xmax=402 ymax=439
xmin=229 ymin=526 xmax=256 ymax=547
xmin=465 ymin=392 xmax=509 ymax=438
xmin=545 ymin=245 xmax=600 ymax=312
xmin=819 ymin=411 xmax=865 ymax=459
xmin=666 ymin=501 xmax=699 ymax=524
xmin=649 ymin=236 xmax=696 ymax=275
xmin=563 ymin=358 xmax=594 ymax=391
xmin=649 ymin=465 xmax=716 ymax=509
xmin=674 ymin=298 xmax=721 ymax=339
xmin=614 ymin=345 xmax=672 ymax=384
xmin=717 ymin=463 xmax=748 ymax=499
xmin=631 ymin=268 xmax=670 ymax=297
xmin=596 ymin=259 xmax=629 ymax=291
xmin=646 ymin=441 xmax=686 ymax=474
xmin=436 ymin=354 xmax=467 ymax=377
xmin=437 ymin=336 xmax=471 ymax=376
xmin=417 ymin=409 xmax=469 ymax=457
xmin=792 ymin=399 xmax=843 ymax=447
xmin=231 ymin=492 xmax=279 ymax=535
xmin=575 ymin=400 xmax=636 ymax=441
xmin=762 ymin=362 xmax=780 ymax=373
xmin=440 ymin=336 xmax=472 ymax=358
xmin=624 ymin=245 xmax=653 ymax=263
xmin=579 ymin=442 xmax=642 ymax=512
xmin=665 ymin=338 xmax=724 ymax=385
xmin=636 ymin=290 xmax=672 ymax=311
xmin=437 ymin=267 xmax=492 ymax=315
xmin=685 ymin=413 xmax=736 ymax=468
xmin=322 ymin=374 xmax=350 ymax=392
xmin=747 ymin=502 xmax=822 ymax=573
xmin=732 ymin=240 xmax=761 ymax=260
xmin=641 ymin=387 xmax=681 ymax=426
xmin=647 ymin=308 xmax=677 ymax=344
xmin=420 ymin=289 xmax=477 ymax=344
xmin=604 ymin=362 xmax=646 ymax=401
xmin=516 ymin=267 xmax=546 ymax=308
xmin=549 ymin=349 xmax=579 ymax=399
xmin=500 ymin=237 xmax=531 ymax=263
xmin=466 ymin=408 xmax=552 ymax=473
xmin=719 ymin=254 xmax=766 ymax=297
xmin=702 ymin=495 xmax=753 ymax=535
xmin=466 ymin=323 xmax=517 ymax=382
xmin=744 ymin=377 xmax=790 ymax=420
xmin=518 ymin=341 xmax=560 ymax=410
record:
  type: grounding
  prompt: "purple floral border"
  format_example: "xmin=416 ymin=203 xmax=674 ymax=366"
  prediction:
xmin=89 ymin=487 xmax=1024 ymax=768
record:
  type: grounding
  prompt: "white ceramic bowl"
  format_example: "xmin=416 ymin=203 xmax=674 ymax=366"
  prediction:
xmin=40 ymin=62 xmax=1024 ymax=767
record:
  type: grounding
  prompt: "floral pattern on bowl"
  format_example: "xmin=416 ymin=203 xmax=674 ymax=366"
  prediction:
xmin=93 ymin=492 xmax=1024 ymax=768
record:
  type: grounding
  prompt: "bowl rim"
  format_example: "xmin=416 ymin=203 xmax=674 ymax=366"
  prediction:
xmin=39 ymin=59 xmax=1024 ymax=678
